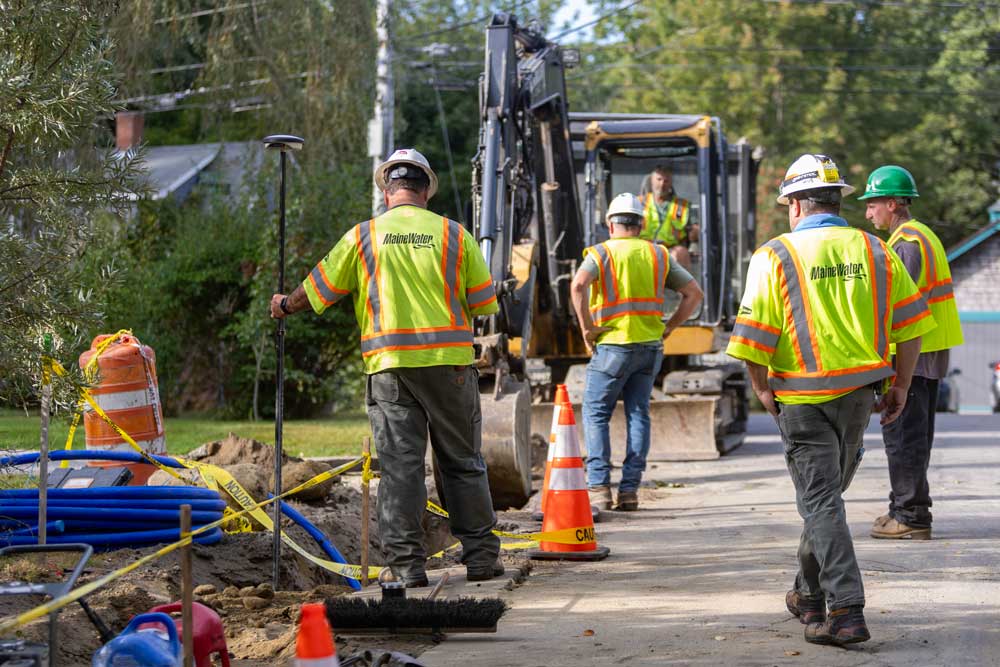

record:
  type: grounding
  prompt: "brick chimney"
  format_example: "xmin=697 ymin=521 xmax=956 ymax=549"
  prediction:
xmin=115 ymin=110 xmax=144 ymax=151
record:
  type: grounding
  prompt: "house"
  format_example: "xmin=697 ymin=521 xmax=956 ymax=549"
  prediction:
xmin=115 ymin=111 xmax=260 ymax=205
xmin=944 ymin=199 xmax=1000 ymax=412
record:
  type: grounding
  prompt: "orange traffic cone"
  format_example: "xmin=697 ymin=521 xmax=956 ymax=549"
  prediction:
xmin=295 ymin=603 xmax=339 ymax=666
xmin=528 ymin=390 xmax=610 ymax=562
xmin=532 ymin=385 xmax=600 ymax=523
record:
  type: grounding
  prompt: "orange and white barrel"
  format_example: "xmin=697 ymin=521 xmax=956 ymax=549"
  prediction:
xmin=79 ymin=334 xmax=166 ymax=484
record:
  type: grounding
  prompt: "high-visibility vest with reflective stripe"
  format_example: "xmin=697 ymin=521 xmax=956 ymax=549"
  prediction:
xmin=584 ymin=238 xmax=667 ymax=345
xmin=726 ymin=226 xmax=935 ymax=405
xmin=640 ymin=193 xmax=690 ymax=247
xmin=301 ymin=205 xmax=498 ymax=373
xmin=887 ymin=219 xmax=963 ymax=353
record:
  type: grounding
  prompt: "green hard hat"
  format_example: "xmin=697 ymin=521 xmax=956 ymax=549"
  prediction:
xmin=857 ymin=165 xmax=919 ymax=200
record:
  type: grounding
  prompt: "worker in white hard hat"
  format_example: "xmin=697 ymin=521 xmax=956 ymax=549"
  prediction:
xmin=270 ymin=148 xmax=504 ymax=586
xmin=727 ymin=153 xmax=932 ymax=647
xmin=571 ymin=193 xmax=703 ymax=511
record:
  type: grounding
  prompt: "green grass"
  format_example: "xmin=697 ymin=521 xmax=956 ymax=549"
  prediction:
xmin=0 ymin=409 xmax=372 ymax=458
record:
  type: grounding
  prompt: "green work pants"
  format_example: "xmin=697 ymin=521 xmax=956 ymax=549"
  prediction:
xmin=366 ymin=365 xmax=500 ymax=581
xmin=778 ymin=386 xmax=873 ymax=611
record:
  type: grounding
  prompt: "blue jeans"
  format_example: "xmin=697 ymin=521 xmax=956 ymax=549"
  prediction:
xmin=583 ymin=343 xmax=663 ymax=492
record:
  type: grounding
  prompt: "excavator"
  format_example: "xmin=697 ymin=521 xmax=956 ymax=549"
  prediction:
xmin=465 ymin=13 xmax=761 ymax=509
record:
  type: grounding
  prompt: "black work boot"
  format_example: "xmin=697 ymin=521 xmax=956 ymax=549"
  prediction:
xmin=804 ymin=606 xmax=870 ymax=646
xmin=467 ymin=559 xmax=505 ymax=582
xmin=785 ymin=589 xmax=826 ymax=625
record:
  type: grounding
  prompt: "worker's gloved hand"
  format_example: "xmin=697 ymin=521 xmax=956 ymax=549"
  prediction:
xmin=876 ymin=385 xmax=909 ymax=425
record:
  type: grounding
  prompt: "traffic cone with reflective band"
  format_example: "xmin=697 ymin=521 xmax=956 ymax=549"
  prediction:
xmin=295 ymin=603 xmax=339 ymax=666
xmin=528 ymin=391 xmax=610 ymax=562
xmin=532 ymin=385 xmax=600 ymax=523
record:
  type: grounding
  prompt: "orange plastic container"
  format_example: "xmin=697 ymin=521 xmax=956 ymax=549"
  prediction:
xmin=79 ymin=334 xmax=166 ymax=485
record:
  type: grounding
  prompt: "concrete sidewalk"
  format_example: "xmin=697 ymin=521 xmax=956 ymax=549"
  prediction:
xmin=422 ymin=413 xmax=1000 ymax=666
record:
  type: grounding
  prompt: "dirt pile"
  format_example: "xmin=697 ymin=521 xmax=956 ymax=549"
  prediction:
xmin=2 ymin=434 xmax=532 ymax=666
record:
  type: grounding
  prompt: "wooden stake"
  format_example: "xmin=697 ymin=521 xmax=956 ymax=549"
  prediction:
xmin=180 ymin=504 xmax=193 ymax=667
xmin=37 ymin=364 xmax=51 ymax=546
xmin=361 ymin=436 xmax=371 ymax=587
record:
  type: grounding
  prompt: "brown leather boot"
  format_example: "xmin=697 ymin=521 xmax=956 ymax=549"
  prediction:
xmin=588 ymin=486 xmax=612 ymax=511
xmin=871 ymin=517 xmax=931 ymax=540
xmin=785 ymin=590 xmax=826 ymax=625
xmin=804 ymin=606 xmax=870 ymax=646
xmin=616 ymin=490 xmax=639 ymax=511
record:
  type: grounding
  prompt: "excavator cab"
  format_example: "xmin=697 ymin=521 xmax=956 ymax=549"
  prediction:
xmin=464 ymin=14 xmax=761 ymax=510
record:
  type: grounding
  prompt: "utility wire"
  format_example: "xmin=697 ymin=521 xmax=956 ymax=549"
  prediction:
xmin=575 ymin=81 xmax=1000 ymax=101
xmin=551 ymin=0 xmax=646 ymax=41
xmin=760 ymin=0 xmax=1000 ymax=9
xmin=568 ymin=60 xmax=1000 ymax=80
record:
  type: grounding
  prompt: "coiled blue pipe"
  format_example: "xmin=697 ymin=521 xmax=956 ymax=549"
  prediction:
xmin=269 ymin=494 xmax=361 ymax=591
xmin=3 ymin=450 xmax=358 ymax=583
xmin=0 ymin=527 xmax=223 ymax=547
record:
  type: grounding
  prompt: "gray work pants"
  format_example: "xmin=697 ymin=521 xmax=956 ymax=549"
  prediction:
xmin=366 ymin=365 xmax=499 ymax=580
xmin=777 ymin=387 xmax=873 ymax=611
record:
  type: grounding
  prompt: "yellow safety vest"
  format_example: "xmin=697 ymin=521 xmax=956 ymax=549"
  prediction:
xmin=302 ymin=205 xmax=498 ymax=373
xmin=640 ymin=193 xmax=690 ymax=247
xmin=584 ymin=238 xmax=668 ymax=345
xmin=887 ymin=219 xmax=964 ymax=353
xmin=726 ymin=224 xmax=936 ymax=405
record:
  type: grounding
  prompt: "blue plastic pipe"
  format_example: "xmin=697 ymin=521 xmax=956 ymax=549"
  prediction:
xmin=2 ymin=520 xmax=65 ymax=537
xmin=0 ymin=498 xmax=227 ymax=512
xmin=0 ymin=527 xmax=223 ymax=548
xmin=269 ymin=494 xmax=361 ymax=591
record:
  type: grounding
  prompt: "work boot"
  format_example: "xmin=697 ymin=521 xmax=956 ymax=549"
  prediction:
xmin=804 ymin=606 xmax=870 ymax=646
xmin=873 ymin=513 xmax=892 ymax=529
xmin=616 ymin=489 xmax=639 ymax=511
xmin=870 ymin=517 xmax=931 ymax=540
xmin=467 ymin=559 xmax=505 ymax=582
xmin=588 ymin=485 xmax=613 ymax=511
xmin=379 ymin=568 xmax=429 ymax=588
xmin=785 ymin=590 xmax=826 ymax=625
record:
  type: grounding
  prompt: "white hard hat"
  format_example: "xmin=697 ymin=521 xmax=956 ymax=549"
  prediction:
xmin=374 ymin=148 xmax=439 ymax=198
xmin=605 ymin=193 xmax=644 ymax=224
xmin=777 ymin=153 xmax=855 ymax=205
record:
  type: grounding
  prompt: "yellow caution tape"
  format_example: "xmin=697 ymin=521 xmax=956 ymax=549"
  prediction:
xmin=47 ymin=359 xmax=183 ymax=479
xmin=0 ymin=451 xmax=383 ymax=633
xmin=177 ymin=455 xmax=383 ymax=581
xmin=59 ymin=329 xmax=133 ymax=469
xmin=426 ymin=500 xmax=598 ymax=546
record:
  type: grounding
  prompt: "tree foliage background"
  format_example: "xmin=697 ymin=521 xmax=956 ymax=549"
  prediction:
xmin=0 ymin=0 xmax=143 ymax=406
xmin=574 ymin=0 xmax=1000 ymax=243
xmin=4 ymin=0 xmax=1000 ymax=419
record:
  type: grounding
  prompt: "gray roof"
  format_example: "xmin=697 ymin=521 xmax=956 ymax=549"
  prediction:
xmin=135 ymin=143 xmax=221 ymax=200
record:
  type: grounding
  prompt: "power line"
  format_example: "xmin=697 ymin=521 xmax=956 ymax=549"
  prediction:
xmin=760 ymin=0 xmax=1000 ymax=10
xmin=551 ymin=0 xmax=646 ymax=41
xmin=573 ymin=81 xmax=1000 ymax=101
xmin=568 ymin=60 xmax=1000 ymax=81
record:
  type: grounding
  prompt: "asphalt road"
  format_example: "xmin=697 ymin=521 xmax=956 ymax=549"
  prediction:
xmin=421 ymin=412 xmax=1000 ymax=666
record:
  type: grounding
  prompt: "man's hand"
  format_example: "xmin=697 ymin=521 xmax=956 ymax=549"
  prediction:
xmin=582 ymin=325 xmax=612 ymax=353
xmin=875 ymin=385 xmax=909 ymax=425
xmin=270 ymin=294 xmax=288 ymax=319
xmin=755 ymin=387 xmax=779 ymax=419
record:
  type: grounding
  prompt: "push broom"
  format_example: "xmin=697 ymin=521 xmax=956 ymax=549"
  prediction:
xmin=326 ymin=572 xmax=508 ymax=634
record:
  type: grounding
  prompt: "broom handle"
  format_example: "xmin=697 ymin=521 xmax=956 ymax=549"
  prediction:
xmin=428 ymin=571 xmax=450 ymax=600
xmin=361 ymin=436 xmax=371 ymax=587
xmin=181 ymin=504 xmax=193 ymax=667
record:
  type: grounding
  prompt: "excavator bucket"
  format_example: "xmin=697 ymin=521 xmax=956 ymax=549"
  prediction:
xmin=479 ymin=379 xmax=533 ymax=509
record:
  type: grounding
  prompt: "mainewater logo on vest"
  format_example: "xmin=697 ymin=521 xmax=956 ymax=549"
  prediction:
xmin=809 ymin=262 xmax=866 ymax=282
xmin=382 ymin=232 xmax=434 ymax=249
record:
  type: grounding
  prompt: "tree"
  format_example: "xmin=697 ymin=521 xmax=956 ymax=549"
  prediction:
xmin=574 ymin=0 xmax=1000 ymax=246
xmin=0 ymin=0 xmax=142 ymax=405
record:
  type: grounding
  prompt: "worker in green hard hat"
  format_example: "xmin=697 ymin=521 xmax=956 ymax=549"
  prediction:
xmin=860 ymin=165 xmax=964 ymax=541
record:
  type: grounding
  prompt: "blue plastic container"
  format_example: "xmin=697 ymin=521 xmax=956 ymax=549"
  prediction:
xmin=92 ymin=612 xmax=181 ymax=667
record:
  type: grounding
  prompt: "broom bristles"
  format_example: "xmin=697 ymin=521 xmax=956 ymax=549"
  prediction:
xmin=326 ymin=596 xmax=508 ymax=631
